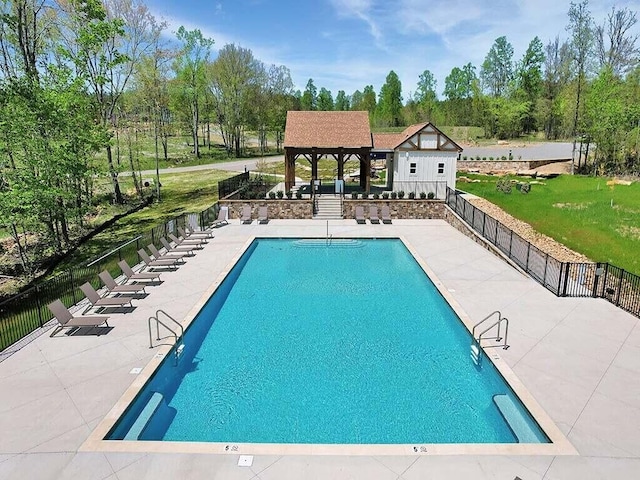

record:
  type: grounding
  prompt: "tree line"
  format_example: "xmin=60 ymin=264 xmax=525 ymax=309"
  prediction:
xmin=0 ymin=0 xmax=638 ymax=280
xmin=298 ymin=2 xmax=639 ymax=175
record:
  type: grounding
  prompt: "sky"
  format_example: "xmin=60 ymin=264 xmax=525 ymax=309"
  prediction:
xmin=147 ymin=0 xmax=640 ymax=101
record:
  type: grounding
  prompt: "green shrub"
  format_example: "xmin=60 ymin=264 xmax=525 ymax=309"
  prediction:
xmin=286 ymin=191 xmax=293 ymax=199
xmin=373 ymin=192 xmax=380 ymax=199
xmin=427 ymin=192 xmax=435 ymax=199
xmin=351 ymin=191 xmax=358 ymax=199
xmin=489 ymin=157 xmax=494 ymax=161
xmin=501 ymin=155 xmax=507 ymax=160
xmin=420 ymin=192 xmax=427 ymax=199
xmin=482 ymin=157 xmax=487 ymax=161
xmin=360 ymin=193 xmax=368 ymax=200
xmin=496 ymin=179 xmax=512 ymax=194
xmin=276 ymin=190 xmax=284 ymax=199
xmin=408 ymin=191 xmax=415 ymax=199
xmin=398 ymin=190 xmax=405 ymax=199
xmin=382 ymin=192 xmax=389 ymax=199
xmin=268 ymin=191 xmax=276 ymax=199
xmin=476 ymin=155 xmax=481 ymax=160
xmin=296 ymin=190 xmax=303 ymax=199
xmin=462 ymin=155 xmax=468 ymax=160
xmin=390 ymin=191 xmax=397 ymax=199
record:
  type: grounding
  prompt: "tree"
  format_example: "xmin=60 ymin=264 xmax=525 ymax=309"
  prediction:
xmin=541 ymin=36 xmax=572 ymax=139
xmin=481 ymin=36 xmax=514 ymax=96
xmin=172 ymin=26 xmax=213 ymax=159
xmin=516 ymin=36 xmax=545 ymax=132
xmin=566 ymin=0 xmax=593 ymax=172
xmin=335 ymin=90 xmax=349 ymax=110
xmin=595 ymin=6 xmax=639 ymax=77
xmin=415 ymin=69 xmax=438 ymax=121
xmin=350 ymin=89 xmax=363 ymax=109
xmin=317 ymin=87 xmax=334 ymax=110
xmin=209 ymin=44 xmax=263 ymax=157
xmin=133 ymin=20 xmax=170 ymax=201
xmin=377 ymin=71 xmax=403 ymax=126
xmin=361 ymin=85 xmax=376 ymax=113
xmin=300 ymin=78 xmax=317 ymax=110
xmin=443 ymin=63 xmax=477 ymax=124
xmin=265 ymin=64 xmax=294 ymax=152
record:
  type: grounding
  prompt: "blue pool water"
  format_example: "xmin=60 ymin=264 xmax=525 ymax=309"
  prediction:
xmin=109 ymin=238 xmax=549 ymax=444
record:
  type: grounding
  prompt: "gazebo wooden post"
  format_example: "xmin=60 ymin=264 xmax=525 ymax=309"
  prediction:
xmin=284 ymin=150 xmax=296 ymax=192
xmin=359 ymin=150 xmax=371 ymax=194
xmin=311 ymin=149 xmax=318 ymax=192
xmin=337 ymin=149 xmax=344 ymax=181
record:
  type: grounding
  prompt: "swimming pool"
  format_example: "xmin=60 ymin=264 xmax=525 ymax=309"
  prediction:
xmin=106 ymin=238 xmax=550 ymax=446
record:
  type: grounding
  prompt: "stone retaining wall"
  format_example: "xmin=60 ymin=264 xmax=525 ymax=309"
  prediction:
xmin=219 ymin=200 xmax=313 ymax=219
xmin=458 ymin=159 xmax=569 ymax=172
xmin=343 ymin=200 xmax=445 ymax=220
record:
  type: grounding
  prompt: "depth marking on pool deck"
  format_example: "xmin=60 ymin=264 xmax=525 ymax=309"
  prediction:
xmin=81 ymin=235 xmax=577 ymax=457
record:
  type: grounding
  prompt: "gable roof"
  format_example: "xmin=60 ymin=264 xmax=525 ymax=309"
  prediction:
xmin=284 ymin=111 xmax=372 ymax=149
xmin=372 ymin=122 xmax=463 ymax=152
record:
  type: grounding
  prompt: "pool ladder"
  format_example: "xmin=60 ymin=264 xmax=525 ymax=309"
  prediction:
xmin=470 ymin=311 xmax=510 ymax=366
xmin=148 ymin=309 xmax=185 ymax=366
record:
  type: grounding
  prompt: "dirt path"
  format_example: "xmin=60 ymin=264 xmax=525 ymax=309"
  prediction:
xmin=465 ymin=196 xmax=591 ymax=263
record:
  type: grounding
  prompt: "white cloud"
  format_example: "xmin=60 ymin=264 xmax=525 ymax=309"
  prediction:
xmin=329 ymin=0 xmax=383 ymax=43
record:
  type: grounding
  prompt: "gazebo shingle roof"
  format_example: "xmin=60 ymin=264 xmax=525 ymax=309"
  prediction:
xmin=284 ymin=111 xmax=372 ymax=148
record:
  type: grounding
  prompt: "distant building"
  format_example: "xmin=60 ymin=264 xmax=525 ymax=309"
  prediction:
xmin=283 ymin=111 xmax=462 ymax=198
xmin=373 ymin=123 xmax=462 ymax=198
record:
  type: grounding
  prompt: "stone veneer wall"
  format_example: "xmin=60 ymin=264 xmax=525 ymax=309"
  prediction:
xmin=458 ymin=159 xmax=569 ymax=172
xmin=343 ymin=200 xmax=445 ymax=220
xmin=219 ymin=200 xmax=313 ymax=219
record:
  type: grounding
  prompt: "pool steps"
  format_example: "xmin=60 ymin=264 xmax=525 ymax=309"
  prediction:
xmin=124 ymin=392 xmax=164 ymax=440
xmin=493 ymin=394 xmax=544 ymax=443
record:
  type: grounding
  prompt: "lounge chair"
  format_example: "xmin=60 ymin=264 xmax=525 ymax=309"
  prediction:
xmin=118 ymin=260 xmax=162 ymax=282
xmin=168 ymin=232 xmax=206 ymax=247
xmin=210 ymin=209 xmax=228 ymax=228
xmin=381 ymin=205 xmax=392 ymax=224
xmin=148 ymin=244 xmax=187 ymax=263
xmin=161 ymin=237 xmax=195 ymax=255
xmin=79 ymin=282 xmax=134 ymax=313
xmin=369 ymin=206 xmax=380 ymax=224
xmin=258 ymin=206 xmax=268 ymax=224
xmin=241 ymin=205 xmax=252 ymax=224
xmin=355 ymin=206 xmax=365 ymax=224
xmin=180 ymin=225 xmax=213 ymax=239
xmin=47 ymin=299 xmax=109 ymax=337
xmin=138 ymin=248 xmax=180 ymax=270
xmin=98 ymin=270 xmax=146 ymax=294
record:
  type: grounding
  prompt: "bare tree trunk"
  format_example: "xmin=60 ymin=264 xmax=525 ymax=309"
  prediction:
xmin=106 ymin=144 xmax=124 ymax=203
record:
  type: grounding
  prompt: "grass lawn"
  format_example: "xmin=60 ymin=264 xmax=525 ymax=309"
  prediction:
xmin=55 ymin=168 xmax=236 ymax=272
xmin=457 ymin=173 xmax=640 ymax=274
xmin=96 ymin=132 xmax=281 ymax=173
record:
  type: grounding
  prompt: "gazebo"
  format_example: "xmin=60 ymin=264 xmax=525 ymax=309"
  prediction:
xmin=283 ymin=111 xmax=373 ymax=194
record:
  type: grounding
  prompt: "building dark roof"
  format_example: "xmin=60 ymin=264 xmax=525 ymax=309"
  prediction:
xmin=284 ymin=111 xmax=372 ymax=149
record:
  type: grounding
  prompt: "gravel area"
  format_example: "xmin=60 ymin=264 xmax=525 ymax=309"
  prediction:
xmin=466 ymin=196 xmax=592 ymax=264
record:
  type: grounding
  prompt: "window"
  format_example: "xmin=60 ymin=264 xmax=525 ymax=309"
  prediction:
xmin=409 ymin=162 xmax=417 ymax=174
xmin=437 ymin=162 xmax=445 ymax=174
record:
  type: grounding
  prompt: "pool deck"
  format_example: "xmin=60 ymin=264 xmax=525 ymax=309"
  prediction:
xmin=1 ymin=219 xmax=639 ymax=479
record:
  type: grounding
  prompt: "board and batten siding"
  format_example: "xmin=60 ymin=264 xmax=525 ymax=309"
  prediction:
xmin=392 ymin=150 xmax=457 ymax=199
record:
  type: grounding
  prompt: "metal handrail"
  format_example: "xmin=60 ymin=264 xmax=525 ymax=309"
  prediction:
xmin=472 ymin=310 xmax=502 ymax=339
xmin=472 ymin=311 xmax=509 ymax=350
xmin=148 ymin=310 xmax=185 ymax=365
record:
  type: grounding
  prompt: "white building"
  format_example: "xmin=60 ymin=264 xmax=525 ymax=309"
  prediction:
xmin=372 ymin=123 xmax=462 ymax=199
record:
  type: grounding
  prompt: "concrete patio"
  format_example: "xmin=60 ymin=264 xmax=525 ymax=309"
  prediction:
xmin=0 ymin=219 xmax=638 ymax=479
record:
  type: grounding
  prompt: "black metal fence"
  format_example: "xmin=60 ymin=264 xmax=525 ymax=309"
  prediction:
xmin=0 ymin=202 xmax=220 ymax=353
xmin=218 ymin=172 xmax=250 ymax=199
xmin=446 ymin=188 xmax=640 ymax=318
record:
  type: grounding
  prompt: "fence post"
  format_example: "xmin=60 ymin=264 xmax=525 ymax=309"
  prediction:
xmin=543 ymin=253 xmax=549 ymax=286
xmin=562 ymin=263 xmax=571 ymax=296
xmin=472 ymin=205 xmax=476 ymax=229
xmin=482 ymin=212 xmax=486 ymax=237
xmin=509 ymin=231 xmax=513 ymax=257
xmin=592 ymin=262 xmax=602 ymax=298
xmin=69 ymin=270 xmax=78 ymax=304
xmin=615 ymin=269 xmax=624 ymax=306
xmin=525 ymin=244 xmax=531 ymax=271
xmin=35 ymin=284 xmax=44 ymax=328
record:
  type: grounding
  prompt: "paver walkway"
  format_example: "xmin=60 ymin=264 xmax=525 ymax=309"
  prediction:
xmin=0 ymin=219 xmax=638 ymax=479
